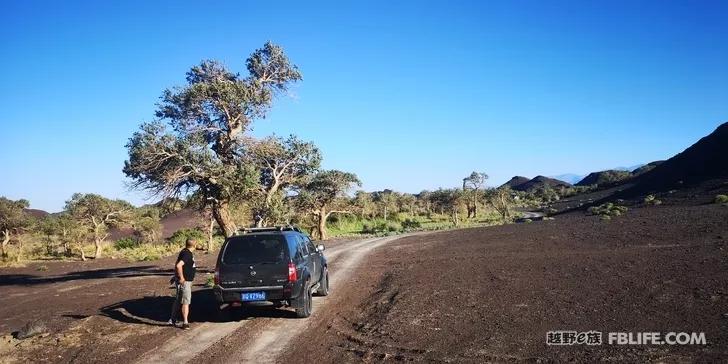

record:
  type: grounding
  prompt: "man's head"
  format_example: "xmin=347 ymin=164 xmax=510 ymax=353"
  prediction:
xmin=185 ymin=239 xmax=196 ymax=250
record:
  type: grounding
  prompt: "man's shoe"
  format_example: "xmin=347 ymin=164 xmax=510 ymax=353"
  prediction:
xmin=167 ymin=319 xmax=177 ymax=327
xmin=181 ymin=323 xmax=190 ymax=330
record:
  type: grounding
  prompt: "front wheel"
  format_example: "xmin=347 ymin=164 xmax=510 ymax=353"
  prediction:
xmin=315 ymin=268 xmax=330 ymax=296
xmin=294 ymin=281 xmax=313 ymax=318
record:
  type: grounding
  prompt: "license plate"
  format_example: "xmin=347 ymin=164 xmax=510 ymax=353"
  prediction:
xmin=241 ymin=292 xmax=266 ymax=301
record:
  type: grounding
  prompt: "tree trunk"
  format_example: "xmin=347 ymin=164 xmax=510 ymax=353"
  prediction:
xmin=16 ymin=235 xmax=23 ymax=262
xmin=317 ymin=209 xmax=328 ymax=241
xmin=207 ymin=214 xmax=214 ymax=252
xmin=213 ymin=200 xmax=237 ymax=237
xmin=79 ymin=245 xmax=86 ymax=261
xmin=94 ymin=237 xmax=103 ymax=259
xmin=1 ymin=229 xmax=9 ymax=261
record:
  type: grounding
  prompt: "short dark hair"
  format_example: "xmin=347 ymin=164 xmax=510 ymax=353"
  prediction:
xmin=185 ymin=239 xmax=196 ymax=249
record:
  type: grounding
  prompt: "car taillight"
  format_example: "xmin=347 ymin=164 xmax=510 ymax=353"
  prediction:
xmin=288 ymin=262 xmax=297 ymax=282
xmin=214 ymin=265 xmax=220 ymax=285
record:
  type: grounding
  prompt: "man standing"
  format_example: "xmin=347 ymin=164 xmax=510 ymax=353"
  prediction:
xmin=169 ymin=238 xmax=196 ymax=329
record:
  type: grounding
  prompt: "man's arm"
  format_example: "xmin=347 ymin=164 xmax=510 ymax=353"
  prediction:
xmin=176 ymin=260 xmax=185 ymax=283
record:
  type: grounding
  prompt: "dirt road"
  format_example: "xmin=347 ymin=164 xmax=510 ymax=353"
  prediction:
xmin=133 ymin=235 xmax=406 ymax=364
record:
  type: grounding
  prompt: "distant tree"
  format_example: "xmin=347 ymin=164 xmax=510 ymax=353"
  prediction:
xmin=352 ymin=190 xmax=376 ymax=219
xmin=416 ymin=190 xmax=433 ymax=217
xmin=398 ymin=193 xmax=417 ymax=217
xmin=372 ymin=190 xmax=398 ymax=221
xmin=297 ymin=170 xmax=361 ymax=240
xmin=132 ymin=206 xmax=163 ymax=243
xmin=462 ymin=171 xmax=488 ymax=218
xmin=488 ymin=187 xmax=513 ymax=221
xmin=43 ymin=213 xmax=85 ymax=259
xmin=65 ymin=193 xmax=132 ymax=258
xmin=0 ymin=197 xmax=31 ymax=261
xmin=429 ymin=189 xmax=462 ymax=226
xmin=249 ymin=135 xmax=321 ymax=226
xmin=124 ymin=42 xmax=302 ymax=237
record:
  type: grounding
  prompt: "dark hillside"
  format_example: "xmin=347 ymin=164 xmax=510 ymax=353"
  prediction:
xmin=576 ymin=169 xmax=632 ymax=187
xmin=628 ymin=122 xmax=728 ymax=194
xmin=514 ymin=175 xmax=571 ymax=192
xmin=500 ymin=176 xmax=530 ymax=190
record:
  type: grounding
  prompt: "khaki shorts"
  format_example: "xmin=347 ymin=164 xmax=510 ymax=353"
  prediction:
xmin=176 ymin=281 xmax=192 ymax=305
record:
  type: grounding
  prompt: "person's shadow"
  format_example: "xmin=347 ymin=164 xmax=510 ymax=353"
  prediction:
xmin=100 ymin=287 xmax=296 ymax=326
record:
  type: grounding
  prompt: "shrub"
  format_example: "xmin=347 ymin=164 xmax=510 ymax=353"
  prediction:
xmin=205 ymin=273 xmax=215 ymax=288
xmin=362 ymin=220 xmax=402 ymax=234
xmin=401 ymin=218 xmax=421 ymax=229
xmin=168 ymin=228 xmax=206 ymax=247
xmin=715 ymin=195 xmax=728 ymax=204
xmin=588 ymin=203 xmax=628 ymax=218
xmin=114 ymin=237 xmax=139 ymax=250
xmin=643 ymin=194 xmax=662 ymax=206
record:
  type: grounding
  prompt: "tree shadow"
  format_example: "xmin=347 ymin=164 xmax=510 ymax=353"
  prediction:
xmin=0 ymin=266 xmax=174 ymax=287
xmin=99 ymin=288 xmax=296 ymax=326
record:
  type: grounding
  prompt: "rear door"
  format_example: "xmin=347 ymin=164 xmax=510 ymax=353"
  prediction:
xmin=303 ymin=235 xmax=320 ymax=283
xmin=219 ymin=234 xmax=289 ymax=288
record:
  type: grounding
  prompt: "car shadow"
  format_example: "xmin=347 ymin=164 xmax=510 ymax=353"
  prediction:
xmin=100 ymin=288 xmax=297 ymax=325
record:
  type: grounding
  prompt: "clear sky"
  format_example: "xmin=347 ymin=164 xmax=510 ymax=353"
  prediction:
xmin=1 ymin=1 xmax=727 ymax=212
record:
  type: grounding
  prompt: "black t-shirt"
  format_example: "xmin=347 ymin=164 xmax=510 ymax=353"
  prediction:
xmin=176 ymin=248 xmax=196 ymax=281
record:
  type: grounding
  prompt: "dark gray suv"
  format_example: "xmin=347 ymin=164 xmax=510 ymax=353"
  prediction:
xmin=213 ymin=226 xmax=329 ymax=318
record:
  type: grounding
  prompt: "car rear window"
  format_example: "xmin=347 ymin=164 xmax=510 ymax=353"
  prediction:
xmin=222 ymin=235 xmax=287 ymax=264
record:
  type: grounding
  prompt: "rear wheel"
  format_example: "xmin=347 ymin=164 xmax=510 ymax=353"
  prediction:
xmin=315 ymin=268 xmax=330 ymax=296
xmin=294 ymin=281 xmax=313 ymax=318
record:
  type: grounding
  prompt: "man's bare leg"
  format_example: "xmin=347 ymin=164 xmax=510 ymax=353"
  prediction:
xmin=181 ymin=303 xmax=189 ymax=324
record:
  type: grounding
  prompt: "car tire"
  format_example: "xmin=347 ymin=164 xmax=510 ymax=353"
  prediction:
xmin=315 ymin=268 xmax=329 ymax=296
xmin=294 ymin=281 xmax=312 ymax=318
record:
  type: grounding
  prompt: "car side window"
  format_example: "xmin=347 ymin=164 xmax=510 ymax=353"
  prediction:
xmin=293 ymin=239 xmax=304 ymax=260
xmin=299 ymin=236 xmax=309 ymax=256
xmin=306 ymin=238 xmax=318 ymax=255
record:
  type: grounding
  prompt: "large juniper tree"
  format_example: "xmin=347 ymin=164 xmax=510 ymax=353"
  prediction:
xmin=124 ymin=42 xmax=302 ymax=237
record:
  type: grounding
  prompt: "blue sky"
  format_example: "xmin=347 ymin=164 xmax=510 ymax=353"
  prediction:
xmin=1 ymin=1 xmax=727 ymax=212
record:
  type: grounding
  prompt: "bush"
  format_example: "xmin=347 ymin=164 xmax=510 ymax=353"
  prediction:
xmin=643 ymin=194 xmax=662 ymax=206
xmin=588 ymin=203 xmax=628 ymax=218
xmin=362 ymin=220 xmax=401 ymax=234
xmin=114 ymin=237 xmax=139 ymax=250
xmin=401 ymin=218 xmax=421 ymax=229
xmin=715 ymin=195 xmax=728 ymax=204
xmin=168 ymin=228 xmax=206 ymax=247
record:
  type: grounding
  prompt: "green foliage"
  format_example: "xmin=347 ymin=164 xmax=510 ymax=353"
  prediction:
xmin=111 ymin=243 xmax=180 ymax=262
xmin=114 ymin=237 xmax=139 ymax=250
xmin=362 ymin=220 xmax=401 ymax=234
xmin=714 ymin=195 xmax=728 ymax=204
xmin=124 ymin=42 xmax=302 ymax=237
xmin=588 ymin=203 xmax=628 ymax=218
xmin=643 ymin=194 xmax=662 ymax=206
xmin=168 ymin=228 xmax=206 ymax=247
xmin=132 ymin=206 xmax=162 ymax=243
xmin=401 ymin=218 xmax=421 ymax=229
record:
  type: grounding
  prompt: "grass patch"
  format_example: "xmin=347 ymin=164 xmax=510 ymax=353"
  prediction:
xmin=588 ymin=203 xmax=628 ymax=219
xmin=714 ymin=195 xmax=728 ymax=204
xmin=644 ymin=194 xmax=662 ymax=206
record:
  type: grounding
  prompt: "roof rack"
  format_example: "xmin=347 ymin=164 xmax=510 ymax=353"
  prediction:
xmin=238 ymin=225 xmax=302 ymax=234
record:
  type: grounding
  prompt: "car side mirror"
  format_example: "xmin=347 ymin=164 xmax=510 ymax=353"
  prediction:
xmin=317 ymin=244 xmax=325 ymax=252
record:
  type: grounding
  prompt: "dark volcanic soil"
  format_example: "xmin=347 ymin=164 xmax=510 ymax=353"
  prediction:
xmin=279 ymin=203 xmax=728 ymax=363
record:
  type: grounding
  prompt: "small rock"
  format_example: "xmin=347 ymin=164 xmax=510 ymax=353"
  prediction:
xmin=15 ymin=320 xmax=48 ymax=340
